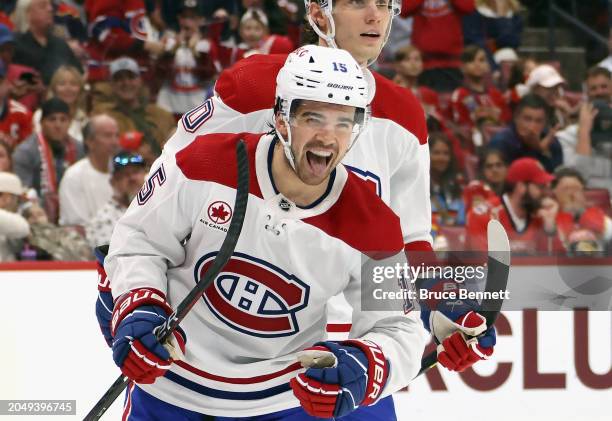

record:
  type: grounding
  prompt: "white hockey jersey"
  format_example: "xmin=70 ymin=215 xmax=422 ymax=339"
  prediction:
xmin=162 ymin=53 xmax=433 ymax=251
xmin=105 ymin=133 xmax=428 ymax=416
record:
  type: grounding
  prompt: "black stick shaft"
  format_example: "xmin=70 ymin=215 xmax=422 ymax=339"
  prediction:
xmin=84 ymin=140 xmax=250 ymax=421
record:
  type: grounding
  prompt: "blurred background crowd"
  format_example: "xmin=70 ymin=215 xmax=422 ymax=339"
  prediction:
xmin=0 ymin=0 xmax=611 ymax=261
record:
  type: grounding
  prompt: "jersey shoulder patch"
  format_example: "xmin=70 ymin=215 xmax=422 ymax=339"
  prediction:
xmin=370 ymin=71 xmax=428 ymax=145
xmin=175 ymin=132 xmax=263 ymax=198
xmin=215 ymin=54 xmax=287 ymax=115
xmin=304 ymin=172 xmax=404 ymax=256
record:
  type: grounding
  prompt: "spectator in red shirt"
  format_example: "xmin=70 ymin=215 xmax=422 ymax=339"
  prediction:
xmin=552 ymin=166 xmax=612 ymax=251
xmin=84 ymin=0 xmax=164 ymax=82
xmin=450 ymin=45 xmax=510 ymax=129
xmin=0 ymin=59 xmax=32 ymax=148
xmin=402 ymin=0 xmax=476 ymax=92
xmin=466 ymin=157 xmax=563 ymax=254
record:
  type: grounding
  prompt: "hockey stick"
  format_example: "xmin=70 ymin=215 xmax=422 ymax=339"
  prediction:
xmin=84 ymin=140 xmax=250 ymax=421
xmin=415 ymin=219 xmax=511 ymax=377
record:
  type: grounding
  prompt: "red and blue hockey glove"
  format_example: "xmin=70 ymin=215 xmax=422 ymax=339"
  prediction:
xmin=420 ymin=279 xmax=496 ymax=372
xmin=94 ymin=247 xmax=113 ymax=348
xmin=290 ymin=339 xmax=389 ymax=418
xmin=111 ymin=288 xmax=186 ymax=384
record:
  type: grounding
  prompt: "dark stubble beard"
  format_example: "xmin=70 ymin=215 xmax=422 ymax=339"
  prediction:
xmin=521 ymin=190 xmax=542 ymax=215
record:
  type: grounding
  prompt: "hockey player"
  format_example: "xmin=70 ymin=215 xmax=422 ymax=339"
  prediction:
xmin=96 ymin=0 xmax=497 ymax=397
xmin=161 ymin=0 xmax=431 ymax=257
xmin=104 ymin=45 xmax=430 ymax=420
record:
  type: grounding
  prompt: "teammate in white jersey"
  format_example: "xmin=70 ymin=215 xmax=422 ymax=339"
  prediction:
xmin=104 ymin=45 xmax=429 ymax=420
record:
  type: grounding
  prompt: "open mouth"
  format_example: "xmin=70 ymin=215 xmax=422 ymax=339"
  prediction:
xmin=306 ymin=150 xmax=333 ymax=177
xmin=360 ymin=31 xmax=381 ymax=39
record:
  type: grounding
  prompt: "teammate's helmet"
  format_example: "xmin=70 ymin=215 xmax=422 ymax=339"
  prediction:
xmin=275 ymin=45 xmax=370 ymax=170
xmin=304 ymin=0 xmax=401 ymax=66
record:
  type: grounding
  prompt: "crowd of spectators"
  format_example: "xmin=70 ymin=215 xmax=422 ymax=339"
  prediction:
xmin=0 ymin=0 xmax=611 ymax=261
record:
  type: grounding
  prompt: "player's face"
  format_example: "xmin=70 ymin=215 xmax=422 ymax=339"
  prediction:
xmin=463 ymin=50 xmax=490 ymax=80
xmin=54 ymin=70 xmax=81 ymax=107
xmin=312 ymin=0 xmax=392 ymax=66
xmin=41 ymin=112 xmax=71 ymax=144
xmin=280 ymin=100 xmax=357 ymax=185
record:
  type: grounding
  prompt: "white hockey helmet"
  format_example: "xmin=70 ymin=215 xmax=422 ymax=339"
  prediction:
xmin=275 ymin=45 xmax=370 ymax=170
xmin=304 ymin=0 xmax=401 ymax=66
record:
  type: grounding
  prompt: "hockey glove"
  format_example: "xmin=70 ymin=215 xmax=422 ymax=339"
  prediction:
xmin=94 ymin=246 xmax=114 ymax=347
xmin=420 ymin=279 xmax=496 ymax=372
xmin=290 ymin=339 xmax=389 ymax=419
xmin=111 ymin=288 xmax=186 ymax=384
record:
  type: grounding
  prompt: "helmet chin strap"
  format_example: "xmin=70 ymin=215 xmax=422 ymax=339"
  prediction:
xmin=276 ymin=116 xmax=298 ymax=172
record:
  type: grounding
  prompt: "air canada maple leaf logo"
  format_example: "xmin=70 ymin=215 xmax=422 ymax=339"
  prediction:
xmin=207 ymin=201 xmax=232 ymax=224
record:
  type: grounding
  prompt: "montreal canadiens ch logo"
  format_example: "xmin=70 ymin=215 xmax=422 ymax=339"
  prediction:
xmin=207 ymin=201 xmax=232 ymax=224
xmin=195 ymin=252 xmax=310 ymax=338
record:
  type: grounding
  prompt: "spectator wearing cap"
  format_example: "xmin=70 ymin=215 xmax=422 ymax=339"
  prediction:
xmin=155 ymin=0 xmax=222 ymax=115
xmin=11 ymin=0 xmax=82 ymax=85
xmin=0 ymin=171 xmax=29 ymax=261
xmin=58 ymin=114 xmax=119 ymax=226
xmin=85 ymin=151 xmax=146 ymax=248
xmin=12 ymin=97 xmax=84 ymax=223
xmin=556 ymin=66 xmax=612 ymax=194
xmin=552 ymin=167 xmax=612 ymax=251
xmin=466 ymin=157 xmax=563 ymax=254
xmin=525 ymin=63 xmax=573 ymax=127
xmin=0 ymin=57 xmax=33 ymax=148
xmin=92 ymin=57 xmax=175 ymax=160
xmin=32 ymin=65 xmax=88 ymax=143
xmin=489 ymin=93 xmax=564 ymax=173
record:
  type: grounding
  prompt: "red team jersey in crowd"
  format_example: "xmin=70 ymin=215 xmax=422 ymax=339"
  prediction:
xmin=450 ymin=85 xmax=511 ymax=128
xmin=84 ymin=0 xmax=151 ymax=81
xmin=401 ymin=0 xmax=476 ymax=69
xmin=466 ymin=195 xmax=564 ymax=254
xmin=105 ymin=132 xmax=428 ymax=416
xmin=158 ymin=52 xmax=432 ymax=325
xmin=0 ymin=98 xmax=33 ymax=147
xmin=216 ymin=35 xmax=295 ymax=70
